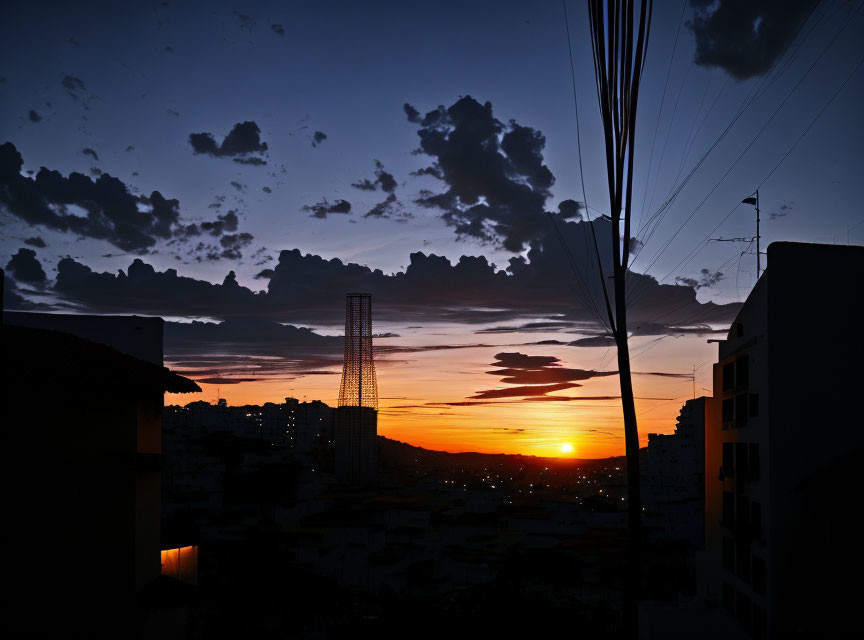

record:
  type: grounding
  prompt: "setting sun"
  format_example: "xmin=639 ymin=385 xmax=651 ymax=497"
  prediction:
xmin=560 ymin=443 xmax=574 ymax=454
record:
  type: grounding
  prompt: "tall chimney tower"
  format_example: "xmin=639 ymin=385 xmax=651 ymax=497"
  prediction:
xmin=334 ymin=293 xmax=378 ymax=484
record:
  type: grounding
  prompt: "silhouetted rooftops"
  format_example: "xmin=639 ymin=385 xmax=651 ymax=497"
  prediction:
xmin=2 ymin=324 xmax=200 ymax=393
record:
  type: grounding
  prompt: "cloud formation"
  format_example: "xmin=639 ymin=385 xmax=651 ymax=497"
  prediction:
xmin=37 ymin=219 xmax=740 ymax=330
xmin=675 ymin=268 xmax=724 ymax=289
xmin=406 ymin=96 xmax=556 ymax=252
xmin=0 ymin=142 xmax=183 ymax=252
xmin=352 ymin=160 xmax=397 ymax=193
xmin=24 ymin=236 xmax=46 ymax=248
xmin=688 ymin=0 xmax=818 ymax=80
xmin=5 ymin=247 xmax=46 ymax=283
xmin=303 ymin=198 xmax=351 ymax=219
xmin=189 ymin=121 xmax=268 ymax=163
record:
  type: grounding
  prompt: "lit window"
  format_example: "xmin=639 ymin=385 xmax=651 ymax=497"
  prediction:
xmin=160 ymin=546 xmax=198 ymax=585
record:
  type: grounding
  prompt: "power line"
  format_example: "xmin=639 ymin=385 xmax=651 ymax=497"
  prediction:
xmin=627 ymin=2 xmax=864 ymax=303
xmin=629 ymin=0 xmax=836 ymax=269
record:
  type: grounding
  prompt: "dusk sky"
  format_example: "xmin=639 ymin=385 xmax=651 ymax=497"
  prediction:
xmin=3 ymin=0 xmax=863 ymax=458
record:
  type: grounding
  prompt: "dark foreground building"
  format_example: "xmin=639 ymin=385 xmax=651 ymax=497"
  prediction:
xmin=704 ymin=242 xmax=864 ymax=639
xmin=2 ymin=312 xmax=199 ymax=637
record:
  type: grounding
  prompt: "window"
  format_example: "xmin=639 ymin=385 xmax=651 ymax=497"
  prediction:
xmin=723 ymin=537 xmax=735 ymax=572
xmin=736 ymin=355 xmax=749 ymax=389
xmin=723 ymin=491 xmax=735 ymax=528
xmin=735 ymin=394 xmax=749 ymax=427
xmin=722 ymin=398 xmax=734 ymax=425
xmin=722 ymin=363 xmax=735 ymax=391
xmin=749 ymin=443 xmax=760 ymax=480
xmin=722 ymin=443 xmax=734 ymax=476
xmin=752 ymin=556 xmax=766 ymax=595
xmin=749 ymin=393 xmax=759 ymax=418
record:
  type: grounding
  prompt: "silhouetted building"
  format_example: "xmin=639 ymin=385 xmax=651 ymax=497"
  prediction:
xmin=335 ymin=293 xmax=379 ymax=484
xmin=2 ymin=312 xmax=199 ymax=636
xmin=704 ymin=242 xmax=864 ymax=639
xmin=643 ymin=397 xmax=706 ymax=546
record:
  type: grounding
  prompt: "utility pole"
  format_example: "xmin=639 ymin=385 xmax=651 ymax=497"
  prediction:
xmin=742 ymin=191 xmax=761 ymax=281
xmin=755 ymin=189 xmax=761 ymax=279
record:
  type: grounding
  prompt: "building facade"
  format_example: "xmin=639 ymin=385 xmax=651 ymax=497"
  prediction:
xmin=704 ymin=242 xmax=864 ymax=639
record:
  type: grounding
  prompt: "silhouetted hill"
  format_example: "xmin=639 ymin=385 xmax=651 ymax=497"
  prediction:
xmin=379 ymin=436 xmax=626 ymax=491
xmin=379 ymin=436 xmax=621 ymax=468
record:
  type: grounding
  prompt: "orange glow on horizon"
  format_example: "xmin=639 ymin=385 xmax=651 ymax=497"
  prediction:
xmin=167 ymin=329 xmax=716 ymax=459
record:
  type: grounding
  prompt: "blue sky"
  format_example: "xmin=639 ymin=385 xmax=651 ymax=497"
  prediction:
xmin=3 ymin=0 xmax=861 ymax=297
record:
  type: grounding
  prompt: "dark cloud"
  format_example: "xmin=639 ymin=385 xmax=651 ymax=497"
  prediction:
xmin=363 ymin=193 xmax=412 ymax=220
xmin=271 ymin=24 xmax=285 ymax=35
xmin=262 ymin=186 xmax=272 ymax=193
xmin=303 ymin=198 xmax=351 ymax=219
xmin=82 ymin=147 xmax=99 ymax=161
xmin=28 ymin=110 xmax=42 ymax=122
xmin=0 ymin=142 xmax=184 ymax=252
xmin=770 ymin=202 xmax=792 ymax=220
xmin=675 ymin=268 xmax=724 ymax=289
xmin=484 ymin=351 xmax=617 ymax=386
xmin=189 ymin=121 xmax=268 ymax=162
xmin=490 ymin=352 xmax=559 ymax=369
xmin=167 ymin=109 xmax=180 ymax=117
xmin=233 ymin=156 xmax=267 ymax=166
xmin=411 ymin=165 xmax=443 ymax=179
xmin=688 ymin=0 xmax=819 ymax=80
xmin=352 ymin=160 xmax=397 ymax=193
xmin=254 ymin=268 xmax=274 ymax=280
xmin=469 ymin=383 xmax=581 ymax=400
xmin=125 ymin=145 xmax=134 ymax=152
xmin=230 ymin=181 xmax=246 ymax=191
xmin=217 ymin=232 xmax=254 ymax=260
xmin=557 ymin=199 xmax=583 ymax=220
xmin=61 ymin=75 xmax=86 ymax=92
xmin=200 ymin=210 xmax=239 ymax=236
xmin=312 ymin=131 xmax=327 ymax=147
xmin=403 ymin=103 xmax=421 ymax=123
xmin=24 ymin=236 xmax=46 ymax=248
xmin=5 ymin=247 xmax=46 ymax=283
xmin=38 ymin=219 xmax=741 ymax=329
xmin=568 ymin=336 xmax=618 ymax=348
xmin=408 ymin=96 xmax=555 ymax=252
xmin=195 ymin=377 xmax=258 ymax=385
xmin=475 ymin=320 xmax=574 ymax=334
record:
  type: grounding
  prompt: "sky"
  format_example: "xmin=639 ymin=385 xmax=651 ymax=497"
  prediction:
xmin=2 ymin=0 xmax=863 ymax=458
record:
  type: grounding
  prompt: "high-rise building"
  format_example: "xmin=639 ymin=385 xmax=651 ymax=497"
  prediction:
xmin=643 ymin=396 xmax=705 ymax=546
xmin=704 ymin=242 xmax=863 ymax=639
xmin=334 ymin=293 xmax=379 ymax=484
